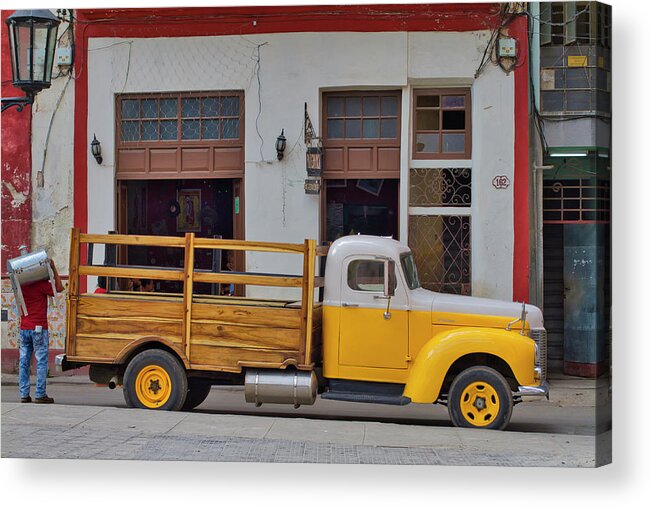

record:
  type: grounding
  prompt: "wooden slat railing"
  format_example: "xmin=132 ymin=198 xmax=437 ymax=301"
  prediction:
xmin=70 ymin=228 xmax=321 ymax=366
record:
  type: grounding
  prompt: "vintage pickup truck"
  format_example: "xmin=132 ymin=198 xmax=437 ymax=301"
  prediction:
xmin=57 ymin=229 xmax=548 ymax=430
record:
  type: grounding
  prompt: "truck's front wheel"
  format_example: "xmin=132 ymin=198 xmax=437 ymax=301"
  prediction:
xmin=447 ymin=366 xmax=513 ymax=430
xmin=123 ymin=349 xmax=188 ymax=411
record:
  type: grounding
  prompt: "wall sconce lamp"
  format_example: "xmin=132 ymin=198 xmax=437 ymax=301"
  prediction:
xmin=2 ymin=10 xmax=61 ymax=113
xmin=91 ymin=134 xmax=103 ymax=164
xmin=275 ymin=129 xmax=287 ymax=161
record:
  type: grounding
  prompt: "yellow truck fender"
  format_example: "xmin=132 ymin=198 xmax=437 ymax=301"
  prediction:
xmin=403 ymin=327 xmax=536 ymax=404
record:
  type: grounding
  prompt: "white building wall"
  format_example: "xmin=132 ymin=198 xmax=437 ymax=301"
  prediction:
xmin=86 ymin=29 xmax=516 ymax=301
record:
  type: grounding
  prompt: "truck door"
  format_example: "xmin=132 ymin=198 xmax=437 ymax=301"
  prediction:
xmin=339 ymin=256 xmax=409 ymax=369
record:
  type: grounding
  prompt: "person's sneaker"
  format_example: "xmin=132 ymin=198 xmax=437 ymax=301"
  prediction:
xmin=20 ymin=396 xmax=32 ymax=403
xmin=34 ymin=395 xmax=54 ymax=404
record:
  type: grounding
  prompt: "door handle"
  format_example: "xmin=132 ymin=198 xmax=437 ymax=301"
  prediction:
xmin=341 ymin=303 xmax=359 ymax=307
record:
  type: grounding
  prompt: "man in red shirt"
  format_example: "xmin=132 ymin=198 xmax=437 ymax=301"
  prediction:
xmin=19 ymin=259 xmax=64 ymax=403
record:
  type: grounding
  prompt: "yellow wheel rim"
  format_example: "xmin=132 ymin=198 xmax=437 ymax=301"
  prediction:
xmin=459 ymin=381 xmax=500 ymax=427
xmin=135 ymin=365 xmax=172 ymax=408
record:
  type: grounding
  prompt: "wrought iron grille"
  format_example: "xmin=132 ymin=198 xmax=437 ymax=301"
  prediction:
xmin=543 ymin=179 xmax=610 ymax=223
xmin=409 ymin=168 xmax=471 ymax=207
xmin=408 ymin=215 xmax=471 ymax=295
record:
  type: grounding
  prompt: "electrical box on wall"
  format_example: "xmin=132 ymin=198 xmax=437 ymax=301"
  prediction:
xmin=497 ymin=38 xmax=516 ymax=57
xmin=56 ymin=47 xmax=72 ymax=66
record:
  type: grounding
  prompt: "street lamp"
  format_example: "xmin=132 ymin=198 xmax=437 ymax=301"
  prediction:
xmin=2 ymin=10 xmax=61 ymax=113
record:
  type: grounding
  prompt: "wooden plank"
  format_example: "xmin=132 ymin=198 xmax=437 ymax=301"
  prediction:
xmin=193 ymin=271 xmax=303 ymax=287
xmin=79 ymin=265 xmax=184 ymax=282
xmin=189 ymin=344 xmax=300 ymax=370
xmin=194 ymin=237 xmax=304 ymax=254
xmin=315 ymin=245 xmax=330 ymax=256
xmin=304 ymin=239 xmax=317 ymax=364
xmin=80 ymin=233 xmax=185 ymax=248
xmin=68 ymin=228 xmax=80 ymax=297
xmin=314 ymin=276 xmax=325 ymax=288
xmin=67 ymin=298 xmax=79 ymax=356
xmin=192 ymin=303 xmax=302 ymax=328
xmin=190 ymin=322 xmax=301 ymax=350
xmin=183 ymin=233 xmax=195 ymax=361
xmin=77 ymin=317 xmax=183 ymax=342
xmin=75 ymin=337 xmax=128 ymax=359
xmin=193 ymin=295 xmax=296 ymax=307
xmin=77 ymin=296 xmax=184 ymax=320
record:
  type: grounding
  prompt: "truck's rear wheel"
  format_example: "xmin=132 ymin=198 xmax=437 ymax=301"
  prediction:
xmin=182 ymin=379 xmax=212 ymax=410
xmin=123 ymin=349 xmax=187 ymax=411
xmin=447 ymin=366 xmax=513 ymax=430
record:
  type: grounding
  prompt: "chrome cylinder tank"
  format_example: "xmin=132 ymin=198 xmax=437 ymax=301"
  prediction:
xmin=6 ymin=247 xmax=56 ymax=316
xmin=245 ymin=369 xmax=317 ymax=408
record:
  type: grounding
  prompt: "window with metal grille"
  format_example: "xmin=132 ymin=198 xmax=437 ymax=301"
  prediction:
xmin=412 ymin=89 xmax=471 ymax=160
xmin=543 ymin=179 xmax=610 ymax=223
xmin=541 ymin=2 xmax=611 ymax=48
xmin=408 ymin=215 xmax=471 ymax=295
xmin=117 ymin=92 xmax=243 ymax=145
xmin=409 ymin=168 xmax=471 ymax=207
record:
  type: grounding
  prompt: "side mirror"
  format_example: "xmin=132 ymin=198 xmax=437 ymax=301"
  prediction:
xmin=383 ymin=259 xmax=396 ymax=298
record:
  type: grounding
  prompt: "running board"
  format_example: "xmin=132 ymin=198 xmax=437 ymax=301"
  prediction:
xmin=321 ymin=391 xmax=411 ymax=405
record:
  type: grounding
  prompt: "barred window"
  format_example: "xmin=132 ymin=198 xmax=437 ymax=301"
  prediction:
xmin=118 ymin=92 xmax=242 ymax=144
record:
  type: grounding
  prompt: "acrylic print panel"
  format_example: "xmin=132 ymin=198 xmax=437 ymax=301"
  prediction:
xmin=177 ymin=189 xmax=201 ymax=232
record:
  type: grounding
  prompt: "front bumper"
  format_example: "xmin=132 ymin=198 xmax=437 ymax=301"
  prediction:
xmin=514 ymin=380 xmax=550 ymax=400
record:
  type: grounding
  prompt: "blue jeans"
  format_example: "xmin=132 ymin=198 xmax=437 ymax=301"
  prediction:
xmin=19 ymin=329 xmax=49 ymax=399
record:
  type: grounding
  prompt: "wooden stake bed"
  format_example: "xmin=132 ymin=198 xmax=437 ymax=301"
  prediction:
xmin=65 ymin=229 xmax=324 ymax=373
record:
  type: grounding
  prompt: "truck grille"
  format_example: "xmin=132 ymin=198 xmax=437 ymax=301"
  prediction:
xmin=530 ymin=328 xmax=548 ymax=381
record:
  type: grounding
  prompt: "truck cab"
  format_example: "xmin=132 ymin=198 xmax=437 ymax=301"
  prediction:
xmin=320 ymin=235 xmax=548 ymax=430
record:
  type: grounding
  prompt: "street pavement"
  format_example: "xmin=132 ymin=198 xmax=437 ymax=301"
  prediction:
xmin=1 ymin=373 xmax=611 ymax=467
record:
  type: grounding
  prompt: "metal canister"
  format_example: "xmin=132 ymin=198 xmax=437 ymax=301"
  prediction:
xmin=6 ymin=246 xmax=56 ymax=316
xmin=244 ymin=369 xmax=318 ymax=408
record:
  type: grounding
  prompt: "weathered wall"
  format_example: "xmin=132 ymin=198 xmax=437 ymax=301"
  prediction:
xmin=1 ymin=13 xmax=74 ymax=373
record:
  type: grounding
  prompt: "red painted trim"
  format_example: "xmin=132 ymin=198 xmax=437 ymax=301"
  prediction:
xmin=76 ymin=4 xmax=502 ymax=36
xmin=511 ymin=15 xmax=529 ymax=303
xmin=563 ymin=360 xmax=607 ymax=379
xmin=1 ymin=10 xmax=33 ymax=276
xmin=74 ymin=24 xmax=89 ymax=292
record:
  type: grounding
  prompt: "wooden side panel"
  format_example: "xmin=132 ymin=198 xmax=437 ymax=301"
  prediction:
xmin=192 ymin=303 xmax=302 ymax=328
xmin=190 ymin=322 xmax=300 ymax=350
xmin=310 ymin=305 xmax=323 ymax=365
xmin=73 ymin=295 xmax=185 ymax=362
xmin=77 ymin=296 xmax=184 ymax=320
xmin=378 ymin=147 xmax=400 ymax=171
xmin=189 ymin=345 xmax=300 ymax=370
xmin=348 ymin=147 xmax=374 ymax=172
xmin=213 ymin=147 xmax=243 ymax=172
xmin=181 ymin=148 xmax=211 ymax=172
xmin=117 ymin=149 xmax=147 ymax=176
xmin=150 ymin=148 xmax=179 ymax=173
xmin=188 ymin=302 xmax=303 ymax=370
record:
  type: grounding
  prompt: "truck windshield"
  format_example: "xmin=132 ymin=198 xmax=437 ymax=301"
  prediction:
xmin=400 ymin=252 xmax=420 ymax=290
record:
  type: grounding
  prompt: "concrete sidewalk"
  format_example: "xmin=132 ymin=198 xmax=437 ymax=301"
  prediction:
xmin=1 ymin=400 xmax=609 ymax=466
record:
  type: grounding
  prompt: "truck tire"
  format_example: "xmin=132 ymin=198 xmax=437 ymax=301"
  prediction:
xmin=123 ymin=349 xmax=188 ymax=411
xmin=447 ymin=366 xmax=513 ymax=430
xmin=182 ymin=379 xmax=212 ymax=410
